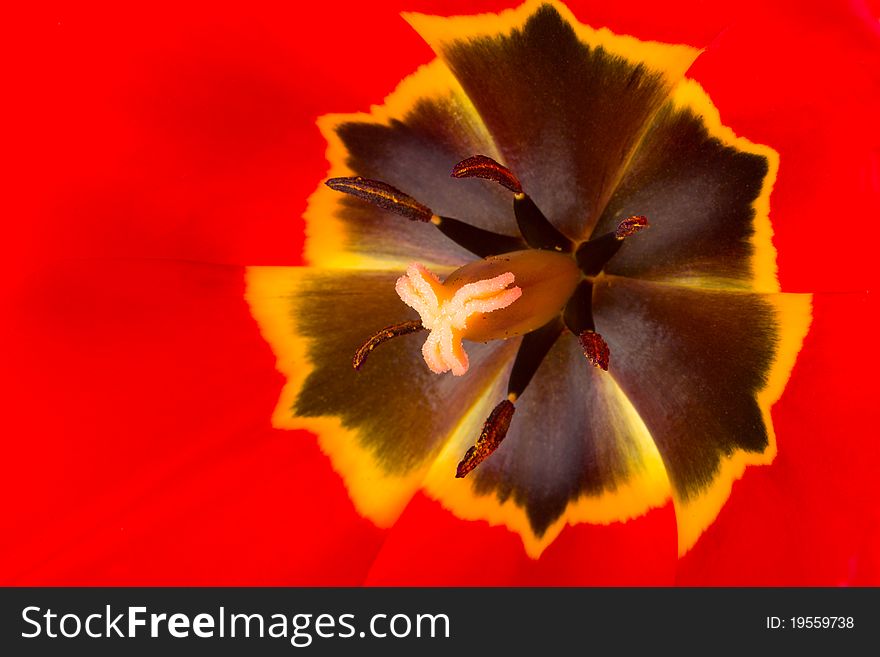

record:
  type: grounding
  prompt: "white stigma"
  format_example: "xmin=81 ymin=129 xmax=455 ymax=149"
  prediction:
xmin=395 ymin=263 xmax=522 ymax=376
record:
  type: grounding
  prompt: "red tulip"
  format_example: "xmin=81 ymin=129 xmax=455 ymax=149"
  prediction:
xmin=2 ymin=0 xmax=878 ymax=586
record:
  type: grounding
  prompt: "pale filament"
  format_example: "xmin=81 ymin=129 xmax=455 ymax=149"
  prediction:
xmin=395 ymin=263 xmax=522 ymax=376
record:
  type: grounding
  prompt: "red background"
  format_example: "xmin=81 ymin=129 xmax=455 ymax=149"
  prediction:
xmin=2 ymin=0 xmax=879 ymax=585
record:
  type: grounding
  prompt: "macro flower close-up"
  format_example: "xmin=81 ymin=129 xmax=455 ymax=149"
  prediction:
xmin=3 ymin=0 xmax=879 ymax=587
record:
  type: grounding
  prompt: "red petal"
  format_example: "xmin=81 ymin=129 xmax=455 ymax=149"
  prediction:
xmin=364 ymin=494 xmax=677 ymax=586
xmin=673 ymin=1 xmax=880 ymax=583
xmin=687 ymin=2 xmax=880 ymax=293
xmin=0 ymin=260 xmax=384 ymax=584
xmin=677 ymin=293 xmax=880 ymax=585
xmin=6 ymin=1 xmax=879 ymax=586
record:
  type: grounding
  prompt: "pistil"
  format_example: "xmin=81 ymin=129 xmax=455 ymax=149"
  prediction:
xmin=396 ymin=264 xmax=523 ymax=376
xmin=395 ymin=249 xmax=581 ymax=376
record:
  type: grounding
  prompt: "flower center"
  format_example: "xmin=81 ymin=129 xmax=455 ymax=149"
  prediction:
xmin=326 ymin=155 xmax=649 ymax=477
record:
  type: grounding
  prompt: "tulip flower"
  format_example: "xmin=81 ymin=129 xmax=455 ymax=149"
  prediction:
xmin=3 ymin=0 xmax=878 ymax=586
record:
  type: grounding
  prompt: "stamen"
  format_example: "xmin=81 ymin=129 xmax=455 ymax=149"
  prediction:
xmin=326 ymin=175 xmax=526 ymax=257
xmin=615 ymin=215 xmax=649 ymax=239
xmin=352 ymin=320 xmax=424 ymax=371
xmin=576 ymin=215 xmax=650 ymax=275
xmin=326 ymin=176 xmax=433 ymax=223
xmin=578 ymin=330 xmax=610 ymax=371
xmin=455 ymin=319 xmax=563 ymax=477
xmin=451 ymin=154 xmax=523 ymax=194
xmin=451 ymin=155 xmax=572 ymax=253
xmin=395 ymin=263 xmax=521 ymax=376
xmin=455 ymin=399 xmax=516 ymax=478
xmin=563 ymin=281 xmax=610 ymax=370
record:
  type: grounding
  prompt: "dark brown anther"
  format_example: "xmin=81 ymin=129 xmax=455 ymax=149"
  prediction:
xmin=455 ymin=399 xmax=516 ymax=478
xmin=578 ymin=330 xmax=610 ymax=371
xmin=352 ymin=320 xmax=424 ymax=371
xmin=451 ymin=155 xmax=523 ymax=195
xmin=615 ymin=215 xmax=649 ymax=240
xmin=326 ymin=176 xmax=434 ymax=223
